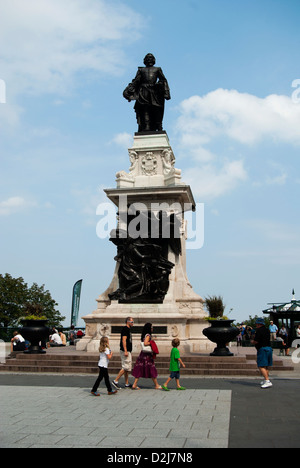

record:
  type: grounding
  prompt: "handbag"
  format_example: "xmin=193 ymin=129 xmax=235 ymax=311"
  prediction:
xmin=141 ymin=341 xmax=152 ymax=353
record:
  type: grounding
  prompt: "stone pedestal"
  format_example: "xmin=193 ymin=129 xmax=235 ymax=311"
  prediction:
xmin=77 ymin=132 xmax=210 ymax=353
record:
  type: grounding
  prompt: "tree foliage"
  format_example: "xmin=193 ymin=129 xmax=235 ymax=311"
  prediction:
xmin=240 ymin=315 xmax=270 ymax=329
xmin=0 ymin=273 xmax=65 ymax=328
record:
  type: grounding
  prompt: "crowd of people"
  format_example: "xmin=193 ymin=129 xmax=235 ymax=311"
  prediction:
xmin=10 ymin=325 xmax=85 ymax=352
xmin=92 ymin=316 xmax=297 ymax=394
xmin=236 ymin=321 xmax=298 ymax=356
xmin=47 ymin=326 xmax=85 ymax=347
xmin=11 ymin=316 xmax=300 ymax=393
xmin=91 ymin=317 xmax=186 ymax=396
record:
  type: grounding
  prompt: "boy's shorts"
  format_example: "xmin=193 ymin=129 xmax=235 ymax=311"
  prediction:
xmin=257 ymin=347 xmax=273 ymax=368
xmin=170 ymin=371 xmax=180 ymax=379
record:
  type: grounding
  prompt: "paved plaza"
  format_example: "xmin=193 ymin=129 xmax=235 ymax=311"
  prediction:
xmin=0 ymin=384 xmax=230 ymax=448
xmin=1 ymin=372 xmax=300 ymax=448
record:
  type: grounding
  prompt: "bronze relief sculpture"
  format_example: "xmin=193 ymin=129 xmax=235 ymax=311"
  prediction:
xmin=108 ymin=211 xmax=181 ymax=303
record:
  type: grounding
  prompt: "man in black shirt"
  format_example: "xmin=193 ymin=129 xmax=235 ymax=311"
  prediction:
xmin=251 ymin=317 xmax=273 ymax=389
xmin=112 ymin=317 xmax=134 ymax=389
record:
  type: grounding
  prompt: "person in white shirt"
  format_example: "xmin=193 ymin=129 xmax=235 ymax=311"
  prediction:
xmin=91 ymin=337 xmax=117 ymax=396
xmin=11 ymin=331 xmax=26 ymax=352
xmin=269 ymin=321 xmax=278 ymax=341
xmin=49 ymin=332 xmax=63 ymax=347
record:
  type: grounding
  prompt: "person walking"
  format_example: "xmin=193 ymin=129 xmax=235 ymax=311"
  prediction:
xmin=91 ymin=337 xmax=117 ymax=396
xmin=112 ymin=317 xmax=134 ymax=390
xmin=251 ymin=317 xmax=273 ymax=389
xmin=131 ymin=323 xmax=161 ymax=390
xmin=161 ymin=338 xmax=186 ymax=391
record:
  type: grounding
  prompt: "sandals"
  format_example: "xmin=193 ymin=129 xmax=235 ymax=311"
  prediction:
xmin=132 ymin=385 xmax=162 ymax=390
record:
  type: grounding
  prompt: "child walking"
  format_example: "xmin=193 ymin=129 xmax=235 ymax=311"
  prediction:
xmin=91 ymin=337 xmax=118 ymax=396
xmin=162 ymin=338 xmax=186 ymax=391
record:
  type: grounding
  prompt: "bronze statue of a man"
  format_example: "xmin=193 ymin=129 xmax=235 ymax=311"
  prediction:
xmin=123 ymin=53 xmax=171 ymax=133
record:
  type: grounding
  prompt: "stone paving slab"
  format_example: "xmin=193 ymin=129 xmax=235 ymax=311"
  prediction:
xmin=0 ymin=386 xmax=231 ymax=448
xmin=2 ymin=374 xmax=300 ymax=448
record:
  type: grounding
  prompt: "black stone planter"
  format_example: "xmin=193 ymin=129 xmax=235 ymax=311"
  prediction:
xmin=202 ymin=319 xmax=239 ymax=356
xmin=21 ymin=319 xmax=50 ymax=354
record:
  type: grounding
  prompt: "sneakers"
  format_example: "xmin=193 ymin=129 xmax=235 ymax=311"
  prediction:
xmin=125 ymin=383 xmax=132 ymax=388
xmin=161 ymin=385 xmax=186 ymax=391
xmin=112 ymin=380 xmax=122 ymax=390
xmin=261 ymin=380 xmax=273 ymax=389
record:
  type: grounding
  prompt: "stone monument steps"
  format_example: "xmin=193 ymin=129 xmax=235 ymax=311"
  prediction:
xmin=3 ymin=353 xmax=251 ymax=365
xmin=0 ymin=359 xmax=258 ymax=371
xmin=0 ymin=352 xmax=293 ymax=375
xmin=0 ymin=363 xmax=260 ymax=376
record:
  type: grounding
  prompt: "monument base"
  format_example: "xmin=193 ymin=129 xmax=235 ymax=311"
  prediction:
xmin=77 ymin=132 xmax=210 ymax=354
xmin=77 ymin=302 xmax=210 ymax=354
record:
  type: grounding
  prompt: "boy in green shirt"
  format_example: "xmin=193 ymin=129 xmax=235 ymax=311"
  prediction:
xmin=162 ymin=338 xmax=186 ymax=391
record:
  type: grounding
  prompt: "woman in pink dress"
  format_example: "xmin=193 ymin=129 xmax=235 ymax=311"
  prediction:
xmin=131 ymin=322 xmax=161 ymax=390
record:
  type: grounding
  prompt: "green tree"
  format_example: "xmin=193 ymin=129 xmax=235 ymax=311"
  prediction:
xmin=0 ymin=273 xmax=65 ymax=328
xmin=240 ymin=315 xmax=270 ymax=329
xmin=0 ymin=274 xmax=28 ymax=327
xmin=27 ymin=282 xmax=65 ymax=327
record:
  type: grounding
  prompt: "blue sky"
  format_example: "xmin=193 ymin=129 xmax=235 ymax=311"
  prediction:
xmin=1 ymin=0 xmax=300 ymax=326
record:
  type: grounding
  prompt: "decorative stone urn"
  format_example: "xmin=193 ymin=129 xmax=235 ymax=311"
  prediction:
xmin=21 ymin=319 xmax=50 ymax=354
xmin=202 ymin=319 xmax=239 ymax=357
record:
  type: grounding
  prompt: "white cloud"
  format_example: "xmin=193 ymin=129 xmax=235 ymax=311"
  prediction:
xmin=0 ymin=0 xmax=144 ymax=97
xmin=0 ymin=196 xmax=36 ymax=215
xmin=183 ymin=159 xmax=247 ymax=200
xmin=0 ymin=101 xmax=23 ymax=129
xmin=177 ymin=89 xmax=300 ymax=153
xmin=220 ymin=248 xmax=300 ymax=266
xmin=266 ymin=173 xmax=287 ymax=186
xmin=70 ymin=186 xmax=108 ymax=225
xmin=244 ymin=219 xmax=300 ymax=243
xmin=175 ymin=88 xmax=300 ymax=199
xmin=252 ymin=160 xmax=288 ymax=187
xmin=111 ymin=132 xmax=133 ymax=148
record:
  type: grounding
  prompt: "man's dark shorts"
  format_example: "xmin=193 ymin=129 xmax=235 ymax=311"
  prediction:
xmin=257 ymin=346 xmax=273 ymax=367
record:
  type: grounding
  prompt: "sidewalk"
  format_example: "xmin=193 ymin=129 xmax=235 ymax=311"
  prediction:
xmin=1 ymin=371 xmax=300 ymax=448
xmin=1 ymin=345 xmax=300 ymax=448
xmin=0 ymin=383 xmax=231 ymax=448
